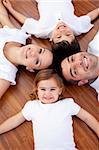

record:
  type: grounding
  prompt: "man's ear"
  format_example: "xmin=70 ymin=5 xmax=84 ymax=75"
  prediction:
xmin=26 ymin=67 xmax=35 ymax=72
xmin=78 ymin=79 xmax=88 ymax=86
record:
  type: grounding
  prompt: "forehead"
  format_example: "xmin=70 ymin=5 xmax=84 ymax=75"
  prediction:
xmin=39 ymin=51 xmax=53 ymax=69
xmin=38 ymin=78 xmax=58 ymax=87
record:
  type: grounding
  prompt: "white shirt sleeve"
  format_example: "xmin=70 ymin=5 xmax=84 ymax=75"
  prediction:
xmin=21 ymin=18 xmax=40 ymax=36
xmin=76 ymin=15 xmax=94 ymax=35
xmin=67 ymin=99 xmax=81 ymax=116
xmin=88 ymin=31 xmax=99 ymax=55
xmin=22 ymin=101 xmax=34 ymax=121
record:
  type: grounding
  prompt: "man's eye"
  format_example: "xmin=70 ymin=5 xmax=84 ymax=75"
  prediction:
xmin=74 ymin=69 xmax=77 ymax=76
xmin=57 ymin=36 xmax=61 ymax=39
xmin=71 ymin=56 xmax=74 ymax=62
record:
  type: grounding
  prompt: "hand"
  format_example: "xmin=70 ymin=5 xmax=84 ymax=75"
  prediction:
xmin=3 ymin=0 xmax=12 ymax=10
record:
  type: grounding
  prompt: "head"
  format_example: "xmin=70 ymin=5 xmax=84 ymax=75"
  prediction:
xmin=20 ymin=44 xmax=53 ymax=72
xmin=30 ymin=69 xmax=65 ymax=104
xmin=52 ymin=38 xmax=80 ymax=79
xmin=50 ymin=22 xmax=75 ymax=44
xmin=61 ymin=52 xmax=99 ymax=86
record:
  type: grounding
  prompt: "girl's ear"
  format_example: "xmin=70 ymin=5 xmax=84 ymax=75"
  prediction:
xmin=26 ymin=67 xmax=35 ymax=72
xmin=59 ymin=88 xmax=62 ymax=95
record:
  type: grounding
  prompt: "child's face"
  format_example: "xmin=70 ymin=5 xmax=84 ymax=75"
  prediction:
xmin=37 ymin=77 xmax=62 ymax=104
xmin=50 ymin=22 xmax=74 ymax=44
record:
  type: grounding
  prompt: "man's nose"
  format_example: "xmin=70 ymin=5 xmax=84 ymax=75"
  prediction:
xmin=73 ymin=60 xmax=82 ymax=68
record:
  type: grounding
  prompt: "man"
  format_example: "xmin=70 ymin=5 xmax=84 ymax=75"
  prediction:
xmin=61 ymin=31 xmax=99 ymax=101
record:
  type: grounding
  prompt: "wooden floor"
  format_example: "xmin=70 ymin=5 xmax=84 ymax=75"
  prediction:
xmin=0 ymin=0 xmax=99 ymax=149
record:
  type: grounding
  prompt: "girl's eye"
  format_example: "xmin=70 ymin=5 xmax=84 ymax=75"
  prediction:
xmin=40 ymin=88 xmax=46 ymax=91
xmin=50 ymin=88 xmax=55 ymax=91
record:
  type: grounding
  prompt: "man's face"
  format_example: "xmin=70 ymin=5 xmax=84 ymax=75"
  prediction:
xmin=50 ymin=22 xmax=75 ymax=44
xmin=61 ymin=52 xmax=99 ymax=81
xmin=21 ymin=44 xmax=53 ymax=71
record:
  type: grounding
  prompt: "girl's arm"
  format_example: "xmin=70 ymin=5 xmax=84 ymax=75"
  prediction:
xmin=0 ymin=112 xmax=25 ymax=134
xmin=76 ymin=108 xmax=99 ymax=138
xmin=87 ymin=8 xmax=99 ymax=22
xmin=3 ymin=0 xmax=27 ymax=24
xmin=0 ymin=79 xmax=10 ymax=99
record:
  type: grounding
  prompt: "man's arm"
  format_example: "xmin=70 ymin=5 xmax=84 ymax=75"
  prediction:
xmin=76 ymin=108 xmax=99 ymax=138
xmin=0 ymin=79 xmax=10 ymax=99
xmin=87 ymin=8 xmax=99 ymax=22
xmin=0 ymin=112 xmax=25 ymax=134
xmin=3 ymin=0 xmax=27 ymax=24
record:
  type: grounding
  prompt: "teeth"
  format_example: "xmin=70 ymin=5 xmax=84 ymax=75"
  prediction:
xmin=84 ymin=57 xmax=88 ymax=69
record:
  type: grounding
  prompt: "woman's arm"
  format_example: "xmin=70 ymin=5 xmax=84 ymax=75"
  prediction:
xmin=76 ymin=108 xmax=99 ymax=138
xmin=0 ymin=112 xmax=25 ymax=134
xmin=3 ymin=0 xmax=27 ymax=24
xmin=0 ymin=79 xmax=10 ymax=99
xmin=87 ymin=8 xmax=99 ymax=22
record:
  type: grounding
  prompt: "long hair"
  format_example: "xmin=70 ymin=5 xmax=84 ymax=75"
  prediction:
xmin=30 ymin=69 xmax=65 ymax=100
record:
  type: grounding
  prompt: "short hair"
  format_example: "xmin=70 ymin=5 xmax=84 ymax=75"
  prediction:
xmin=30 ymin=69 xmax=65 ymax=100
xmin=52 ymin=38 xmax=81 ymax=78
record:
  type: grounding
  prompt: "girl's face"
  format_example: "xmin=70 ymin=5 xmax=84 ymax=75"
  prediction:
xmin=37 ymin=77 xmax=62 ymax=104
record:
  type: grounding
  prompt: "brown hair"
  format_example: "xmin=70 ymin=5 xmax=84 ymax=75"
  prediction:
xmin=30 ymin=69 xmax=65 ymax=100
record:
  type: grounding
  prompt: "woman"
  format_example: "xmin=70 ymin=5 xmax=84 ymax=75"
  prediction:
xmin=0 ymin=0 xmax=53 ymax=98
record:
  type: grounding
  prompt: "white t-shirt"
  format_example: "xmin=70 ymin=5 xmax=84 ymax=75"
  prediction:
xmin=0 ymin=26 xmax=30 ymax=85
xmin=22 ymin=98 xmax=80 ymax=150
xmin=88 ymin=31 xmax=99 ymax=101
xmin=21 ymin=0 xmax=93 ymax=39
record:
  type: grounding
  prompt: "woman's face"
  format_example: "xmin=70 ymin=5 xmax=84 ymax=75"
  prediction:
xmin=20 ymin=44 xmax=53 ymax=71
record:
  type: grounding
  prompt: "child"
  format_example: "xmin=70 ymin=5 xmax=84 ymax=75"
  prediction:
xmin=0 ymin=69 xmax=99 ymax=149
xmin=3 ymin=0 xmax=99 ymax=55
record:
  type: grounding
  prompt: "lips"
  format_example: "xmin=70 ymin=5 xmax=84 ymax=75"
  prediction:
xmin=43 ymin=96 xmax=53 ymax=100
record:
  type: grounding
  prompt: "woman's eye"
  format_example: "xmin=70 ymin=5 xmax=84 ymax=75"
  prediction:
xmin=35 ymin=59 xmax=39 ymax=65
xmin=39 ymin=49 xmax=43 ymax=54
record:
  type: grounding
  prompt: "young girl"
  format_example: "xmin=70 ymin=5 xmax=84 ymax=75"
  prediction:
xmin=0 ymin=69 xmax=99 ymax=150
xmin=0 ymin=0 xmax=53 ymax=98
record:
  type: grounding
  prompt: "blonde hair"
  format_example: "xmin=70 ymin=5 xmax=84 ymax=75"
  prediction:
xmin=30 ymin=69 xmax=65 ymax=100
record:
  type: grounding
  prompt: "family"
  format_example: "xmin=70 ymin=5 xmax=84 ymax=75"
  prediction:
xmin=0 ymin=0 xmax=99 ymax=149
